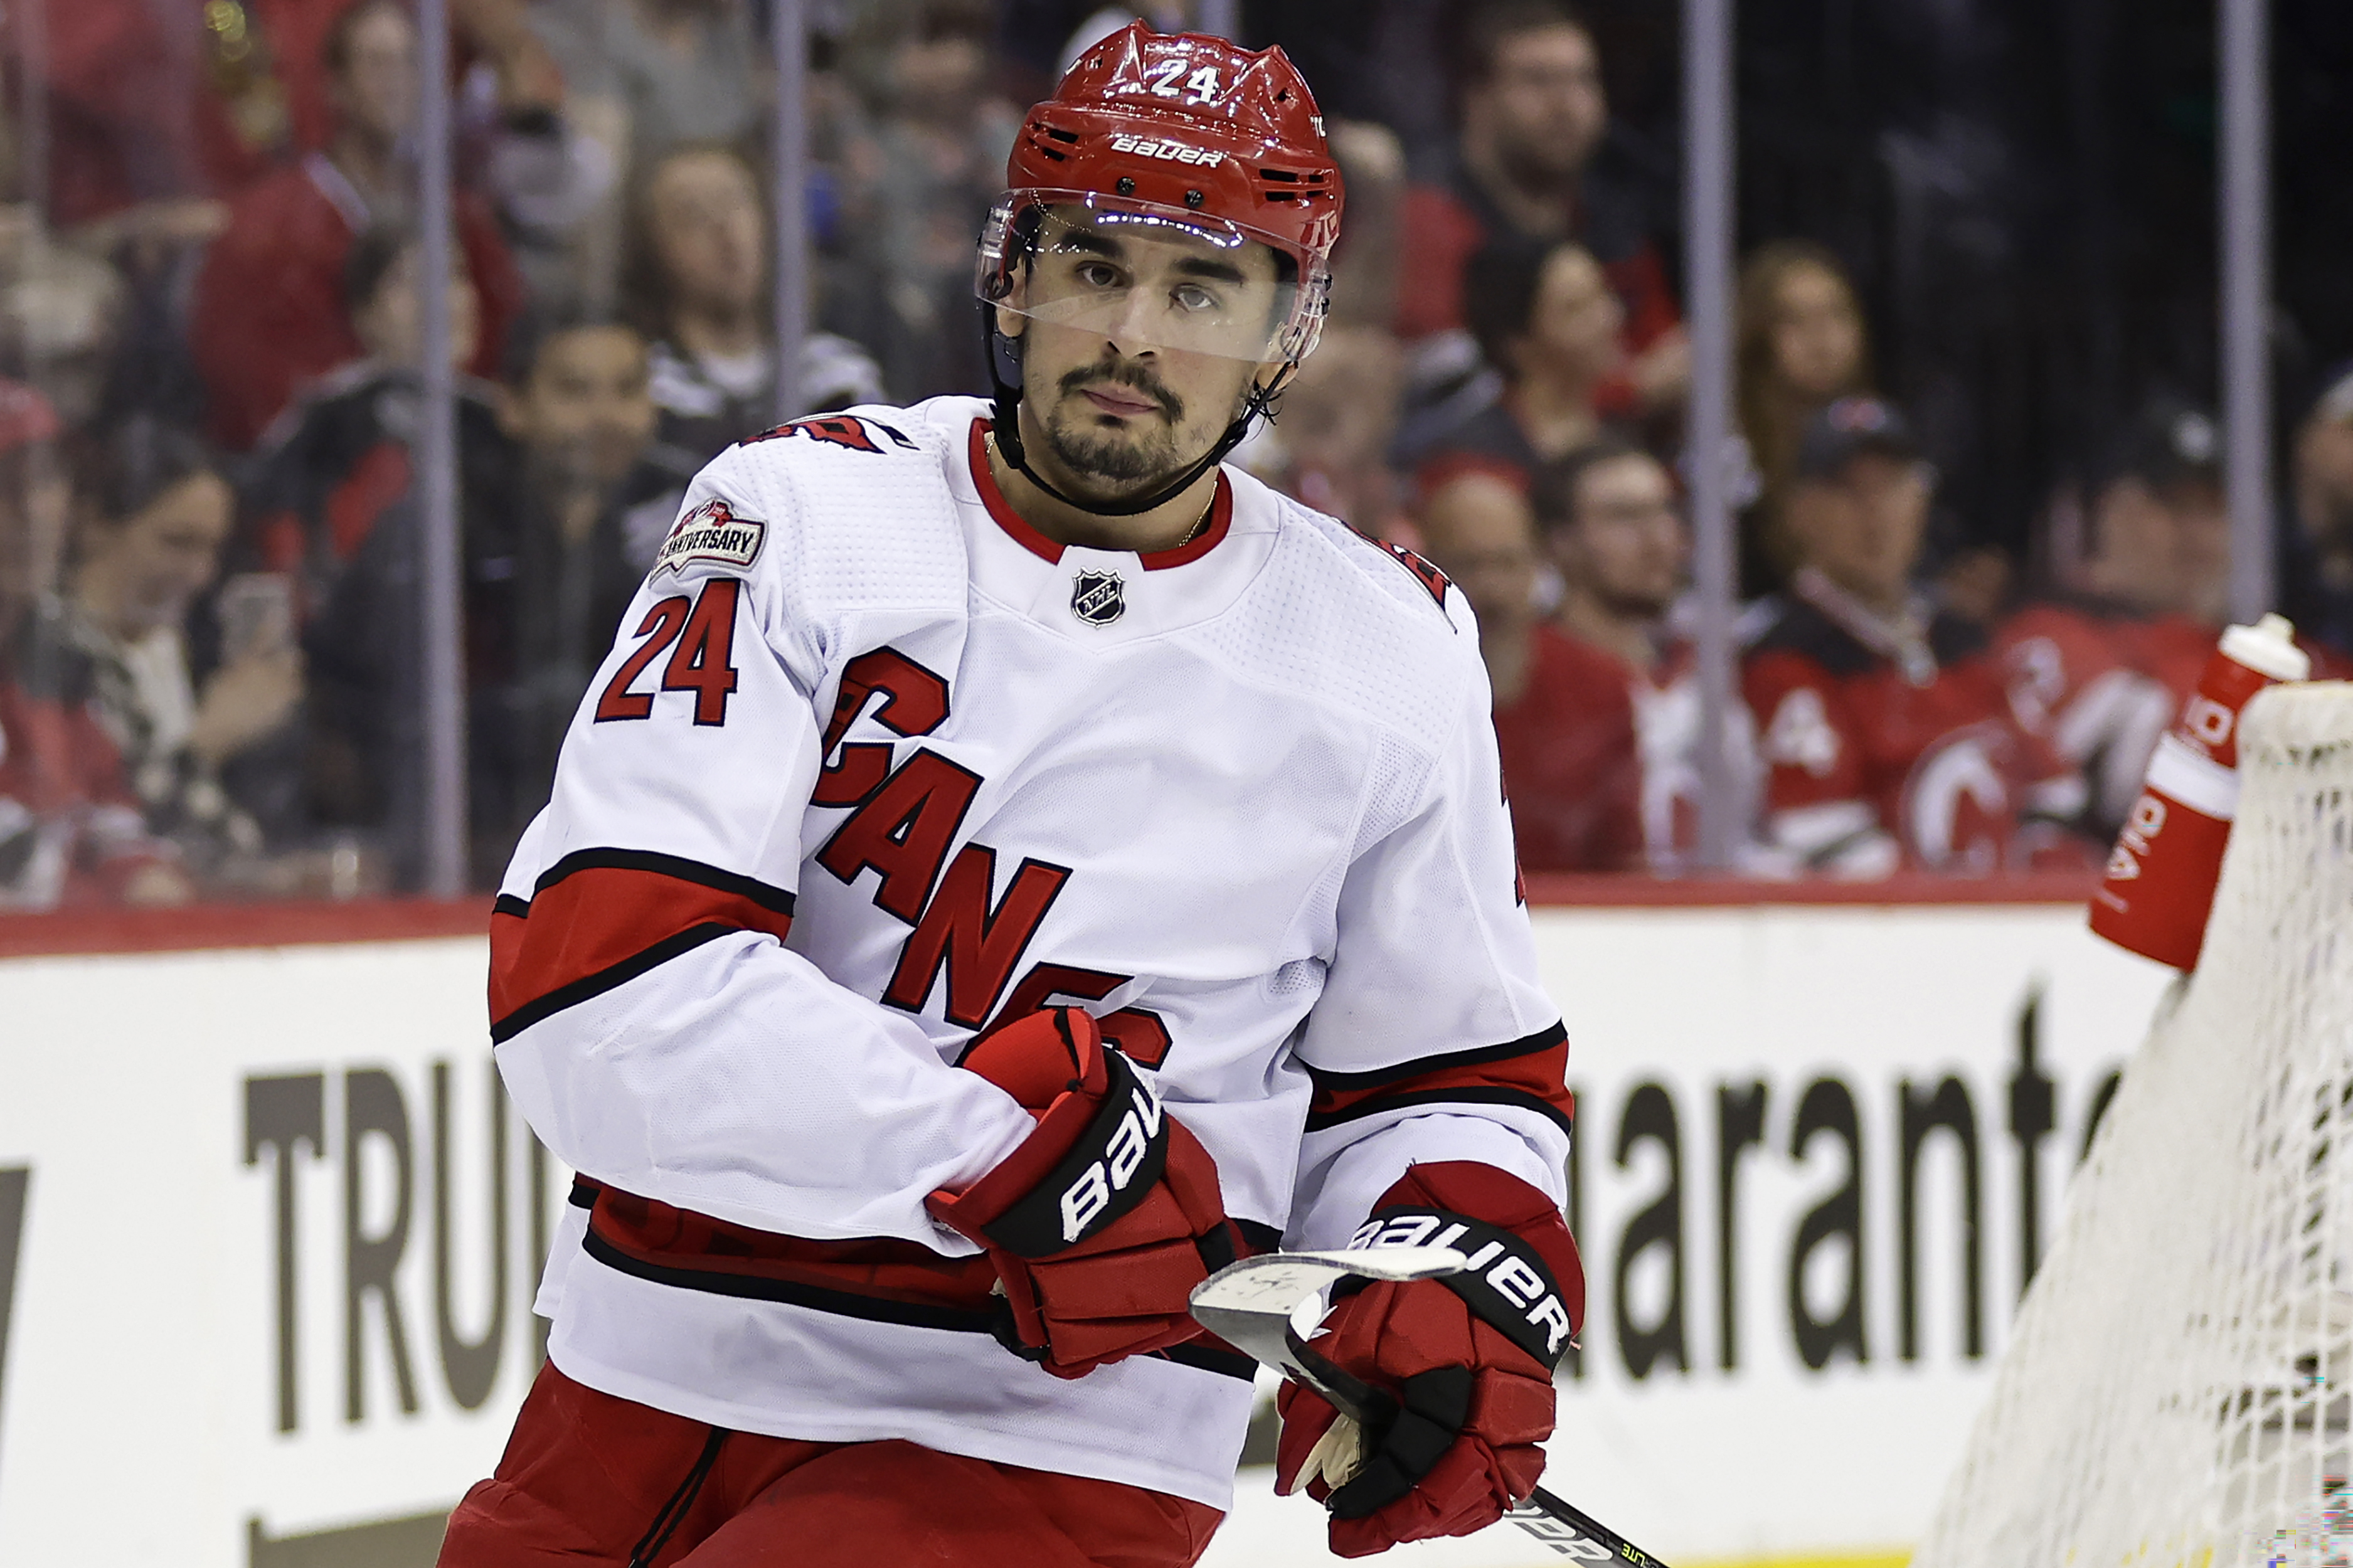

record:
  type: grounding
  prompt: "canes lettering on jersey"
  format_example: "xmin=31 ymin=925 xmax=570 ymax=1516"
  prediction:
xmin=814 ymin=653 xmax=1074 ymax=1030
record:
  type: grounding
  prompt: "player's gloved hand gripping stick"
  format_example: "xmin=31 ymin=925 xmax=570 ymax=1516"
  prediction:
xmin=928 ymin=1007 xmax=1241 ymax=1377
xmin=1192 ymin=1167 xmax=1667 ymax=1565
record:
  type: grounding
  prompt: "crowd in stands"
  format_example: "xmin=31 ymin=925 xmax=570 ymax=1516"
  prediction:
xmin=0 ymin=0 xmax=2348 ymax=911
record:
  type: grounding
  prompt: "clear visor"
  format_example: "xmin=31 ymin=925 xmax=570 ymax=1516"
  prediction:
xmin=977 ymin=191 xmax=1327 ymax=366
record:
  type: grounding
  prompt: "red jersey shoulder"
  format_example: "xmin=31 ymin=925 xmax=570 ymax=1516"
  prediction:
xmin=743 ymin=413 xmax=920 ymax=455
xmin=1346 ymin=524 xmax=1453 ymax=613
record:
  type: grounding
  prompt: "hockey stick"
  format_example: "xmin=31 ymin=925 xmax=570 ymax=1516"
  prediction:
xmin=1191 ymin=1248 xmax=1669 ymax=1567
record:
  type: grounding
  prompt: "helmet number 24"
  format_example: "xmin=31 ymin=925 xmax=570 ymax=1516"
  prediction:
xmin=1143 ymin=60 xmax=1223 ymax=105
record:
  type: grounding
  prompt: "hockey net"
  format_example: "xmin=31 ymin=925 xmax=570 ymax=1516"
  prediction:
xmin=1913 ymin=681 xmax=2353 ymax=1568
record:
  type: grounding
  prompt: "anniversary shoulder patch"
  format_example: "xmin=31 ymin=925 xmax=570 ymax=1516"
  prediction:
xmin=654 ymin=499 xmax=767 ymax=577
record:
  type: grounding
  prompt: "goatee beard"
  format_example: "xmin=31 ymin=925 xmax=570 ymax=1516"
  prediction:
xmin=1039 ymin=416 xmax=1187 ymax=488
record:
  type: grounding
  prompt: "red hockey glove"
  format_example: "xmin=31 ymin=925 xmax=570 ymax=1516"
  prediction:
xmin=926 ymin=1008 xmax=1240 ymax=1379
xmin=1273 ymin=1162 xmax=1583 ymax=1558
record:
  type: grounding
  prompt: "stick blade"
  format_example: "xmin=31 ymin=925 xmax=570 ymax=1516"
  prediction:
xmin=1188 ymin=1246 xmax=1468 ymax=1318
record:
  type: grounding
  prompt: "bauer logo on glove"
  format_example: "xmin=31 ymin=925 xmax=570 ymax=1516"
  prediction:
xmin=1349 ymin=1209 xmax=1576 ymax=1362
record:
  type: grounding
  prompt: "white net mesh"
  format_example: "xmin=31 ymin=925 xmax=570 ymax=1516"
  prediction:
xmin=1913 ymin=681 xmax=2353 ymax=1568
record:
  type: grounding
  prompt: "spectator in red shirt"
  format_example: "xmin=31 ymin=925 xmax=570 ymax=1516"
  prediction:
xmin=1745 ymin=396 xmax=2085 ymax=877
xmin=1996 ymin=403 xmax=2235 ymax=841
xmin=1533 ymin=437 xmax=1772 ymax=872
xmin=1394 ymin=0 xmax=1685 ymax=425
xmin=1416 ymin=468 xmax=1642 ymax=872
xmin=1405 ymin=237 xmax=1628 ymax=498
xmin=190 ymin=0 xmax=528 ymax=451
xmin=0 ymin=381 xmax=188 ymax=909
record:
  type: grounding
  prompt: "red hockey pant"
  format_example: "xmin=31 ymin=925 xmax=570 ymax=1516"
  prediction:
xmin=438 ymin=1360 xmax=1223 ymax=1568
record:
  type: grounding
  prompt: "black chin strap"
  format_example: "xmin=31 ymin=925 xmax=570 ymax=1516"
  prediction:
xmin=983 ymin=305 xmax=1293 ymax=519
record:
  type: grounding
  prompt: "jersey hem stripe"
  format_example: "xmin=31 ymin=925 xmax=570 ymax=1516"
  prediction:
xmin=1302 ymin=1084 xmax=1577 ymax=1139
xmin=582 ymin=1226 xmax=1002 ymax=1331
xmin=491 ymin=923 xmax=736 ymax=1044
xmin=1301 ymin=1021 xmax=1568 ymax=1091
xmin=579 ymin=1229 xmax=1257 ymax=1381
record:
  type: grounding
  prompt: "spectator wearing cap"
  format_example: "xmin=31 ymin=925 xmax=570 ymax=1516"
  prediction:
xmin=2285 ymin=364 xmax=2353 ymax=660
xmin=1393 ymin=0 xmax=1684 ymax=423
xmin=190 ymin=0 xmax=529 ymax=451
xmin=1401 ymin=236 xmax=1628 ymax=496
xmin=1415 ymin=467 xmax=1643 ymax=872
xmin=1533 ymin=438 xmax=1769 ymax=872
xmin=0 ymin=381 xmax=188 ymax=909
xmin=1995 ymin=401 xmax=2239 ymax=841
xmin=1744 ymin=395 xmax=2085 ymax=877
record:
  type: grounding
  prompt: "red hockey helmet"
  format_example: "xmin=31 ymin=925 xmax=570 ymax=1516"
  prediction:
xmin=978 ymin=23 xmax=1345 ymax=368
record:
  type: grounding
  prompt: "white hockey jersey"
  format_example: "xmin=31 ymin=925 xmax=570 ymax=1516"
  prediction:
xmin=491 ymin=396 xmax=1571 ymax=1510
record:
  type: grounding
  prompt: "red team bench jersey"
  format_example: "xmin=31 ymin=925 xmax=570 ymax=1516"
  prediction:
xmin=1998 ymin=599 xmax=2350 ymax=835
xmin=1995 ymin=599 xmax=2212 ymax=834
xmin=487 ymin=397 xmax=1573 ymax=1511
xmin=1746 ymin=572 xmax=2085 ymax=874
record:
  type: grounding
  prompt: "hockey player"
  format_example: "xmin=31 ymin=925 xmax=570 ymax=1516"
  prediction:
xmin=442 ymin=25 xmax=1581 ymax=1568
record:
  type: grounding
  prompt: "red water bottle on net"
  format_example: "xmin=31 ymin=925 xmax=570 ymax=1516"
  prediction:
xmin=2090 ymin=613 xmax=2310 ymax=968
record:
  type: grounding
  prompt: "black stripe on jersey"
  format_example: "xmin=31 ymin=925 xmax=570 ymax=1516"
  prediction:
xmin=581 ymin=1229 xmax=1260 ymax=1381
xmin=1152 ymin=1343 xmax=1256 ymax=1381
xmin=525 ymin=847 xmax=798 ymax=917
xmin=494 ymin=893 xmax=531 ymax=919
xmin=1232 ymin=1217 xmax=1285 ymax=1255
xmin=582 ymin=1227 xmax=1002 ymax=1332
xmin=1300 ymin=1022 xmax=1568 ymax=1091
xmin=491 ymin=923 xmax=736 ymax=1044
xmin=568 ymin=1175 xmax=602 ymax=1210
xmin=1302 ymin=1085 xmax=1577 ymax=1140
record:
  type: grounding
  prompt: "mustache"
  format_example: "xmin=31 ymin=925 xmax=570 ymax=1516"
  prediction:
xmin=1058 ymin=359 xmax=1185 ymax=422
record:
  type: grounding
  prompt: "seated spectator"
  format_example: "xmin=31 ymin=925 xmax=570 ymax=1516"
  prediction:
xmin=2287 ymin=364 xmax=2353 ymax=659
xmin=1997 ymin=403 xmax=2231 ymax=839
xmin=1243 ymin=324 xmax=1410 ymax=536
xmin=1402 ymin=237 xmax=1627 ymax=495
xmin=61 ymin=418 xmax=304 ymax=888
xmin=528 ymin=0 xmax=764 ymax=312
xmin=191 ymin=0 xmax=527 ymax=450
xmin=847 ymin=0 xmax=1022 ymax=400
xmin=243 ymin=226 xmax=502 ymax=618
xmin=622 ymin=143 xmax=884 ymax=462
xmin=19 ymin=0 xmax=563 ymax=228
xmin=1736 ymin=240 xmax=1873 ymax=594
xmin=1533 ymin=438 xmax=1768 ymax=872
xmin=1394 ymin=0 xmax=1684 ymax=422
xmin=307 ymin=310 xmax=691 ymax=887
xmin=530 ymin=0 xmax=763 ymax=200
xmin=1744 ymin=396 xmax=2085 ymax=877
xmin=1416 ymin=469 xmax=1642 ymax=872
xmin=0 ymin=381 xmax=187 ymax=908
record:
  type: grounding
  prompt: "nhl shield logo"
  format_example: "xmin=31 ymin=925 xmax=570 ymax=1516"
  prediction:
xmin=1070 ymin=568 xmax=1126 ymax=626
